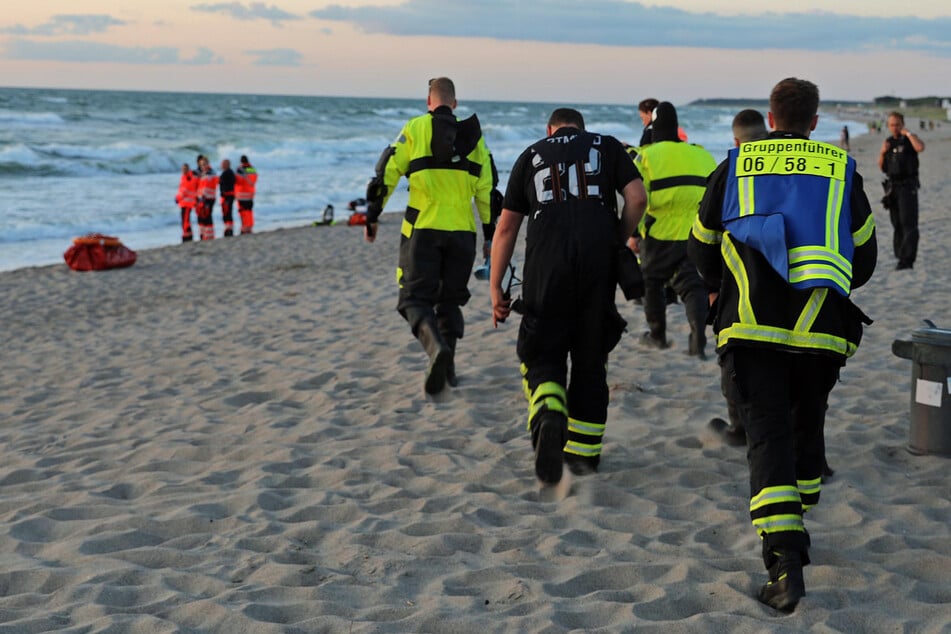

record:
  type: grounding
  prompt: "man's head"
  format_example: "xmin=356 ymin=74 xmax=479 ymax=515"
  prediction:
xmin=240 ymin=155 xmax=250 ymax=166
xmin=887 ymin=111 xmax=905 ymax=138
xmin=638 ymin=98 xmax=659 ymax=126
xmin=427 ymin=77 xmax=457 ymax=110
xmin=547 ymin=108 xmax=585 ymax=135
xmin=181 ymin=163 xmax=190 ymax=173
xmin=732 ymin=108 xmax=768 ymax=146
xmin=651 ymin=102 xmax=680 ymax=142
xmin=221 ymin=159 xmax=231 ymax=170
xmin=768 ymin=77 xmax=819 ymax=136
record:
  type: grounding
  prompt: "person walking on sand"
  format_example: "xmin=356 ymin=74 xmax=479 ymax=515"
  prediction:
xmin=688 ymin=77 xmax=877 ymax=612
xmin=235 ymin=155 xmax=257 ymax=235
xmin=878 ymin=111 xmax=925 ymax=270
xmin=218 ymin=159 xmax=236 ymax=237
xmin=363 ymin=77 xmax=495 ymax=395
xmin=175 ymin=162 xmax=198 ymax=243
xmin=633 ymin=102 xmax=717 ymax=358
xmin=490 ymin=108 xmax=646 ymax=484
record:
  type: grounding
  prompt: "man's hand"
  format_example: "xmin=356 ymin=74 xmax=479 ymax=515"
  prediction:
xmin=365 ymin=222 xmax=378 ymax=243
xmin=490 ymin=284 xmax=511 ymax=328
xmin=627 ymin=235 xmax=641 ymax=255
xmin=482 ymin=240 xmax=492 ymax=259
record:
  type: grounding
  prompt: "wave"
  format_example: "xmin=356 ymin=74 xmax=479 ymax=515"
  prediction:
xmin=0 ymin=109 xmax=65 ymax=126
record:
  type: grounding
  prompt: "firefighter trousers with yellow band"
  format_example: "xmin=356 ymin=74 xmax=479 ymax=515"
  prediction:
xmin=723 ymin=346 xmax=839 ymax=567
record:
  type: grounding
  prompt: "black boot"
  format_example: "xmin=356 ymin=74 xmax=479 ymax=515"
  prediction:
xmin=758 ymin=549 xmax=806 ymax=612
xmin=416 ymin=320 xmax=451 ymax=395
xmin=688 ymin=329 xmax=707 ymax=359
xmin=532 ymin=410 xmax=567 ymax=484
xmin=443 ymin=335 xmax=458 ymax=387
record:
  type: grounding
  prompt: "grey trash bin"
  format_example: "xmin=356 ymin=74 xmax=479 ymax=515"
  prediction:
xmin=892 ymin=322 xmax=951 ymax=456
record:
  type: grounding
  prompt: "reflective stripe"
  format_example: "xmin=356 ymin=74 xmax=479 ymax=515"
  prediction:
xmin=788 ymin=263 xmax=850 ymax=294
xmin=752 ymin=514 xmax=805 ymax=536
xmin=793 ymin=288 xmax=827 ymax=332
xmin=528 ymin=381 xmax=568 ymax=424
xmin=530 ymin=397 xmax=568 ymax=422
xmin=567 ymin=418 xmax=605 ymax=437
xmin=722 ymin=234 xmax=756 ymax=324
xmin=717 ymin=322 xmax=856 ymax=356
xmin=826 ymin=177 xmax=844 ymax=253
xmin=750 ymin=485 xmax=801 ymax=512
xmin=565 ymin=440 xmax=602 ymax=457
xmin=396 ymin=266 xmax=403 ymax=288
xmin=691 ymin=216 xmax=721 ymax=245
xmin=401 ymin=219 xmax=413 ymax=238
xmin=737 ymin=176 xmax=754 ymax=217
xmin=852 ymin=213 xmax=875 ymax=247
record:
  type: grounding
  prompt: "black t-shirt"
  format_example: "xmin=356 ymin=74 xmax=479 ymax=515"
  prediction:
xmin=503 ymin=127 xmax=638 ymax=220
xmin=883 ymin=135 xmax=919 ymax=180
xmin=219 ymin=168 xmax=236 ymax=194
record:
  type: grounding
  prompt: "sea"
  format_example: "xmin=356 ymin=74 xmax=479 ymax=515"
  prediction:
xmin=0 ymin=87 xmax=868 ymax=272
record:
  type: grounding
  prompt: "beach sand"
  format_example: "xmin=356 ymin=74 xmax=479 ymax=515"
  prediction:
xmin=1 ymin=123 xmax=950 ymax=633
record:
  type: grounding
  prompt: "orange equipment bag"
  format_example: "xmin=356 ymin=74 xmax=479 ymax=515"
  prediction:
xmin=64 ymin=233 xmax=137 ymax=271
xmin=347 ymin=212 xmax=368 ymax=226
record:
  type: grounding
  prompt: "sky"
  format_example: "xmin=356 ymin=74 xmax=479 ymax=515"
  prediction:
xmin=1 ymin=1 xmax=950 ymax=105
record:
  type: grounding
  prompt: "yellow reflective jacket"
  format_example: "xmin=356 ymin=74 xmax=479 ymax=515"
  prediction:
xmin=635 ymin=141 xmax=716 ymax=240
xmin=381 ymin=107 xmax=493 ymax=234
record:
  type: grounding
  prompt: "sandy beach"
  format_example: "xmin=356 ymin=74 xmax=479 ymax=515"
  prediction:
xmin=1 ymin=122 xmax=950 ymax=632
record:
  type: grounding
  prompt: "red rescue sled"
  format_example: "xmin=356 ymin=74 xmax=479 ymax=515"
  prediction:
xmin=64 ymin=233 xmax=137 ymax=271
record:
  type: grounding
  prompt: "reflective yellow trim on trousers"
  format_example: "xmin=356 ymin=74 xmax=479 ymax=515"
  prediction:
xmin=793 ymin=288 xmax=827 ymax=332
xmin=737 ymin=176 xmax=754 ymax=217
xmin=797 ymin=477 xmax=821 ymax=497
xmin=565 ymin=440 xmax=602 ymax=457
xmin=401 ymin=219 xmax=413 ymax=238
xmin=396 ymin=266 xmax=403 ymax=288
xmin=567 ymin=418 xmax=605 ymax=437
xmin=519 ymin=363 xmax=531 ymax=403
xmin=753 ymin=514 xmax=805 ymax=536
xmin=527 ymin=381 xmax=567 ymax=428
xmin=750 ymin=485 xmax=801 ymax=512
xmin=718 ymin=322 xmax=856 ymax=356
xmin=852 ymin=213 xmax=875 ymax=247
xmin=691 ymin=216 xmax=721 ymax=245
xmin=722 ymin=233 xmax=756 ymax=324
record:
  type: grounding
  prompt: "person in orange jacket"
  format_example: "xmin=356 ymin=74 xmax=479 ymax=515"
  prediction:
xmin=196 ymin=155 xmax=218 ymax=240
xmin=175 ymin=162 xmax=199 ymax=242
xmin=235 ymin=155 xmax=257 ymax=235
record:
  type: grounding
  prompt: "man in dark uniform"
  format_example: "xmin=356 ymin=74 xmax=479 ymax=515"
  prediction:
xmin=490 ymin=108 xmax=647 ymax=484
xmin=218 ymin=159 xmax=236 ymax=237
xmin=364 ymin=77 xmax=495 ymax=395
xmin=878 ymin=111 xmax=925 ymax=270
xmin=688 ymin=78 xmax=877 ymax=612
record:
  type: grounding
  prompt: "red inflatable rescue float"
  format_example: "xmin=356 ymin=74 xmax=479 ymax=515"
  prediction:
xmin=64 ymin=234 xmax=137 ymax=271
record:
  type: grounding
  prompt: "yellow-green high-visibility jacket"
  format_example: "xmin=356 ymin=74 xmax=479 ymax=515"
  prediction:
xmin=381 ymin=106 xmax=493 ymax=234
xmin=634 ymin=140 xmax=717 ymax=240
xmin=688 ymin=132 xmax=878 ymax=361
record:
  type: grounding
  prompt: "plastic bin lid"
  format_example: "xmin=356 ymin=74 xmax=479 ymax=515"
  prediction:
xmin=911 ymin=327 xmax=951 ymax=346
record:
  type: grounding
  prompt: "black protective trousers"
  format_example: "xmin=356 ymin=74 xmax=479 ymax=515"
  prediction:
xmin=396 ymin=224 xmax=475 ymax=340
xmin=889 ymin=183 xmax=919 ymax=265
xmin=723 ymin=346 xmax=839 ymax=566
xmin=639 ymin=237 xmax=708 ymax=342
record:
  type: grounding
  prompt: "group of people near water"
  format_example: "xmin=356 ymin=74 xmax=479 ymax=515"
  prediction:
xmin=359 ymin=75 xmax=909 ymax=614
xmin=175 ymin=155 xmax=258 ymax=242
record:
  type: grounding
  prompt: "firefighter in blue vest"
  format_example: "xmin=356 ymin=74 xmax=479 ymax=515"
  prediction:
xmin=364 ymin=77 xmax=495 ymax=395
xmin=490 ymin=108 xmax=646 ymax=484
xmin=688 ymin=78 xmax=877 ymax=612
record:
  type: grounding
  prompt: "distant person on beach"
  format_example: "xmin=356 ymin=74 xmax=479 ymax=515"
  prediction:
xmin=218 ymin=159 xmax=236 ymax=237
xmin=196 ymin=156 xmax=218 ymax=241
xmin=235 ymin=155 xmax=257 ymax=235
xmin=175 ymin=162 xmax=198 ymax=243
xmin=840 ymin=125 xmax=850 ymax=152
xmin=633 ymin=102 xmax=716 ymax=358
xmin=363 ymin=76 xmax=495 ymax=395
xmin=689 ymin=77 xmax=877 ymax=612
xmin=490 ymin=107 xmax=646 ymax=483
xmin=878 ymin=111 xmax=925 ymax=270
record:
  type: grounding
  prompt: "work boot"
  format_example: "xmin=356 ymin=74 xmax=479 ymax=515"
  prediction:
xmin=758 ymin=549 xmax=806 ymax=612
xmin=640 ymin=331 xmax=670 ymax=349
xmin=444 ymin=335 xmax=458 ymax=387
xmin=564 ymin=453 xmax=599 ymax=476
xmin=416 ymin=320 xmax=451 ymax=395
xmin=532 ymin=411 xmax=567 ymax=484
xmin=688 ymin=329 xmax=707 ymax=359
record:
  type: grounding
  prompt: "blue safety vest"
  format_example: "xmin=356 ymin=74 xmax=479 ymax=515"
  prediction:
xmin=722 ymin=138 xmax=856 ymax=296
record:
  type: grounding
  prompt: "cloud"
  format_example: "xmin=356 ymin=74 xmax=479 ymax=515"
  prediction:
xmin=246 ymin=48 xmax=303 ymax=66
xmin=4 ymin=39 xmax=223 ymax=65
xmin=310 ymin=0 xmax=951 ymax=55
xmin=192 ymin=2 xmax=300 ymax=25
xmin=0 ymin=14 xmax=126 ymax=37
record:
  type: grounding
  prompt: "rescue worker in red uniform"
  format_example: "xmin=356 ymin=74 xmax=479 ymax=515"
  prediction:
xmin=197 ymin=156 xmax=218 ymax=241
xmin=175 ymin=162 xmax=198 ymax=242
xmin=235 ymin=155 xmax=257 ymax=235
xmin=219 ymin=159 xmax=236 ymax=237
xmin=688 ymin=78 xmax=877 ymax=612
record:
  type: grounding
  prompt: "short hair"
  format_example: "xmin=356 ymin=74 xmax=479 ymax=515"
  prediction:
xmin=548 ymin=108 xmax=585 ymax=130
xmin=887 ymin=111 xmax=905 ymax=124
xmin=638 ymin=98 xmax=659 ymax=114
xmin=428 ymin=77 xmax=456 ymax=103
xmin=769 ymin=77 xmax=819 ymax=134
xmin=732 ymin=108 xmax=768 ymax=143
xmin=240 ymin=155 xmax=249 ymax=164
